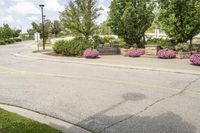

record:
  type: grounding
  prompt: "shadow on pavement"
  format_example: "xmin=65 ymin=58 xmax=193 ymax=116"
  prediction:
xmin=66 ymin=112 xmax=196 ymax=133
xmin=51 ymin=93 xmax=196 ymax=133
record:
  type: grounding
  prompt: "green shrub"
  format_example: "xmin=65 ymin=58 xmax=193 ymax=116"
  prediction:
xmin=0 ymin=40 xmax=6 ymax=45
xmin=93 ymin=36 xmax=125 ymax=47
xmin=192 ymin=44 xmax=200 ymax=52
xmin=109 ymin=38 xmax=126 ymax=47
xmin=93 ymin=36 xmax=115 ymax=45
xmin=147 ymin=39 xmax=166 ymax=45
xmin=146 ymin=39 xmax=176 ymax=50
xmin=175 ymin=43 xmax=189 ymax=52
xmin=53 ymin=40 xmax=66 ymax=54
xmin=5 ymin=39 xmax=15 ymax=44
xmin=93 ymin=36 xmax=104 ymax=45
xmin=14 ymin=38 xmax=22 ymax=42
xmin=53 ymin=37 xmax=93 ymax=56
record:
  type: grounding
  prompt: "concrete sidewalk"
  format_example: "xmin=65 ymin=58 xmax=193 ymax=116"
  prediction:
xmin=15 ymin=50 xmax=200 ymax=75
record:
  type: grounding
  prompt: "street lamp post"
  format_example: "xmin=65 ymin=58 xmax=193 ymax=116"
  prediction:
xmin=39 ymin=4 xmax=45 ymax=50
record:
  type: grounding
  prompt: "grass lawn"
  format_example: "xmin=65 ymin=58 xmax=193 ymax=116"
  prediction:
xmin=0 ymin=109 xmax=62 ymax=133
xmin=32 ymin=49 xmax=53 ymax=53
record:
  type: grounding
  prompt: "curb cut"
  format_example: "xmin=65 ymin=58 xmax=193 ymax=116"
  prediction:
xmin=0 ymin=103 xmax=91 ymax=133
xmin=14 ymin=53 xmax=200 ymax=76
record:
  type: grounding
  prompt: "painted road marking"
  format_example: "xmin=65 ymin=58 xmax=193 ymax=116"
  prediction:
xmin=0 ymin=65 xmax=199 ymax=96
xmin=14 ymin=53 xmax=200 ymax=76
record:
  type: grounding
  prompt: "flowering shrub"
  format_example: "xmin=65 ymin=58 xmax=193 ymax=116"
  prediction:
xmin=83 ymin=49 xmax=99 ymax=58
xmin=128 ymin=49 xmax=145 ymax=57
xmin=175 ymin=43 xmax=189 ymax=52
xmin=157 ymin=49 xmax=176 ymax=59
xmin=190 ymin=54 xmax=200 ymax=65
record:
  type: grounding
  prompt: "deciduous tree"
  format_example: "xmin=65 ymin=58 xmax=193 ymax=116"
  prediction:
xmin=158 ymin=0 xmax=200 ymax=43
xmin=60 ymin=0 xmax=101 ymax=40
xmin=109 ymin=0 xmax=155 ymax=48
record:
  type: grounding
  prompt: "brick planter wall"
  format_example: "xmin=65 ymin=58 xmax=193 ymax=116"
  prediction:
xmin=145 ymin=45 xmax=161 ymax=56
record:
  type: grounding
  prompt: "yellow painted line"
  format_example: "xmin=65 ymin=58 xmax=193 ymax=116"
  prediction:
xmin=14 ymin=53 xmax=200 ymax=76
xmin=0 ymin=65 xmax=200 ymax=96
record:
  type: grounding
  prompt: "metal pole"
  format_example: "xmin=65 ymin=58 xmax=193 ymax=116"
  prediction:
xmin=39 ymin=4 xmax=45 ymax=50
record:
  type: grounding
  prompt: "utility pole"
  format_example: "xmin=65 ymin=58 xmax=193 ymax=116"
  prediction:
xmin=39 ymin=4 xmax=45 ymax=50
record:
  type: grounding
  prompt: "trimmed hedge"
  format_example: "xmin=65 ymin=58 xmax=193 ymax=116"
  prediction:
xmin=53 ymin=37 xmax=94 ymax=56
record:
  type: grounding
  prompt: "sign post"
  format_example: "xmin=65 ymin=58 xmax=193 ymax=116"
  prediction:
xmin=34 ymin=32 xmax=40 ymax=51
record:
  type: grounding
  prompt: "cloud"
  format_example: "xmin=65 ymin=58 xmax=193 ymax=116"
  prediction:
xmin=9 ymin=0 xmax=40 ymax=15
xmin=45 ymin=0 xmax=64 ymax=12
xmin=28 ymin=15 xmax=39 ymax=21
xmin=0 ymin=0 xmax=5 ymax=6
xmin=1 ymin=16 xmax=15 ymax=23
xmin=0 ymin=0 xmax=111 ymax=32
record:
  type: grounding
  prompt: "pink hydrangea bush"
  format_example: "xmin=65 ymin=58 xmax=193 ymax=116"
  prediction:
xmin=157 ymin=49 xmax=176 ymax=59
xmin=190 ymin=54 xmax=200 ymax=66
xmin=128 ymin=49 xmax=145 ymax=57
xmin=83 ymin=49 xmax=99 ymax=58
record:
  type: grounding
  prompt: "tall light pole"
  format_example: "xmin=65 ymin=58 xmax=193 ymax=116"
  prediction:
xmin=39 ymin=4 xmax=45 ymax=50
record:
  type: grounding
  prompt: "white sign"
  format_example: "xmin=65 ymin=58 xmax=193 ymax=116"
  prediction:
xmin=155 ymin=28 xmax=160 ymax=39
xmin=34 ymin=32 xmax=40 ymax=50
xmin=34 ymin=32 xmax=40 ymax=42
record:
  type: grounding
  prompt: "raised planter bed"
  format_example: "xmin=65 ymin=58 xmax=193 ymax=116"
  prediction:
xmin=97 ymin=47 xmax=119 ymax=55
xmin=120 ymin=48 xmax=129 ymax=56
xmin=120 ymin=48 xmax=137 ymax=56
xmin=176 ymin=52 xmax=191 ymax=59
xmin=145 ymin=45 xmax=161 ymax=56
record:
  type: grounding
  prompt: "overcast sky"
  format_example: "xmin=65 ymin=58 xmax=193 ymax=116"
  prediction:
xmin=0 ymin=0 xmax=111 ymax=33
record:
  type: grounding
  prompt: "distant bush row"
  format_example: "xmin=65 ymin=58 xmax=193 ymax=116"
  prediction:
xmin=0 ymin=38 xmax=22 ymax=45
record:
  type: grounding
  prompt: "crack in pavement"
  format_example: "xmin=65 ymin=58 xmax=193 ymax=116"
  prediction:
xmin=99 ymin=76 xmax=200 ymax=133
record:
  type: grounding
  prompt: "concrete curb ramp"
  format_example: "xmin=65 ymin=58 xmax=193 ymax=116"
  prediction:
xmin=0 ymin=104 xmax=91 ymax=133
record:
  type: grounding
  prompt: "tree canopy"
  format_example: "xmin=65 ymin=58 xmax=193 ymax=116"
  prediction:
xmin=158 ymin=0 xmax=200 ymax=43
xmin=0 ymin=24 xmax=21 ymax=40
xmin=28 ymin=20 xmax=62 ymax=40
xmin=60 ymin=0 xmax=101 ymax=40
xmin=109 ymin=0 xmax=155 ymax=48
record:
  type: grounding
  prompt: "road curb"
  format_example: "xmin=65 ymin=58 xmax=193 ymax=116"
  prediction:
xmin=0 ymin=103 xmax=91 ymax=133
xmin=14 ymin=53 xmax=200 ymax=75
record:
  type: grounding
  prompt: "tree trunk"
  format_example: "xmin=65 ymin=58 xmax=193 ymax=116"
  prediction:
xmin=189 ymin=38 xmax=192 ymax=55
xmin=198 ymin=45 xmax=200 ymax=53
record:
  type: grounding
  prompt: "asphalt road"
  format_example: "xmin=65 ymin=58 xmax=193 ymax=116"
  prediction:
xmin=0 ymin=41 xmax=200 ymax=133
